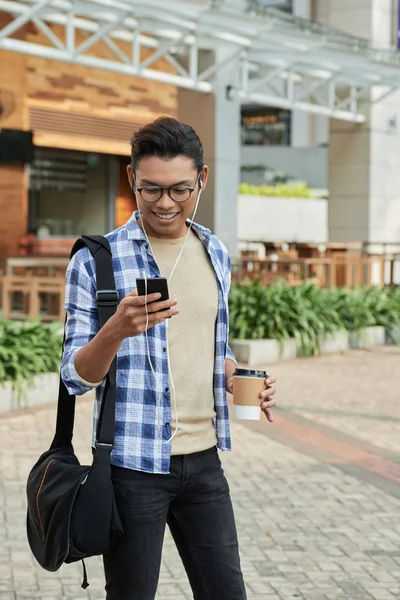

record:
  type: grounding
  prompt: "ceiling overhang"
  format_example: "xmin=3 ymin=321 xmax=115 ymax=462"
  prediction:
xmin=2 ymin=0 xmax=400 ymax=123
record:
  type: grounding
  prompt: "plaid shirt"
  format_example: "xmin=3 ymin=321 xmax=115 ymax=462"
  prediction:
xmin=61 ymin=211 xmax=236 ymax=474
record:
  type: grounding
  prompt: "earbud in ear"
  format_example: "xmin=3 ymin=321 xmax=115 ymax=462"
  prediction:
xmin=199 ymin=178 xmax=203 ymax=189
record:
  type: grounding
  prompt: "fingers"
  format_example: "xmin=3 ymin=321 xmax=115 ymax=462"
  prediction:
xmin=126 ymin=291 xmax=163 ymax=305
xmin=261 ymin=399 xmax=276 ymax=409
xmin=261 ymin=375 xmax=276 ymax=423
xmin=262 ymin=407 xmax=274 ymax=423
xmin=260 ymin=385 xmax=276 ymax=401
xmin=145 ymin=298 xmax=177 ymax=314
xmin=145 ymin=306 xmax=179 ymax=329
xmin=124 ymin=292 xmax=177 ymax=313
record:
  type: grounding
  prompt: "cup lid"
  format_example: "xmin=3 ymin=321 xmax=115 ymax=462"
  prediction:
xmin=233 ymin=368 xmax=268 ymax=378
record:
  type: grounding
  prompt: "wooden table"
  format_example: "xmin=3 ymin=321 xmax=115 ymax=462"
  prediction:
xmin=6 ymin=256 xmax=69 ymax=276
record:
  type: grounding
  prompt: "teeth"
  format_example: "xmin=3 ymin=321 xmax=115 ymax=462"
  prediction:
xmin=155 ymin=213 xmax=177 ymax=220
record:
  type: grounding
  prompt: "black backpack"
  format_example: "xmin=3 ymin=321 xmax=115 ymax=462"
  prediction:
xmin=26 ymin=235 xmax=123 ymax=589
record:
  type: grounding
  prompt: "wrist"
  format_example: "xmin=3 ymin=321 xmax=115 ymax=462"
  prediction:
xmin=102 ymin=315 xmax=126 ymax=346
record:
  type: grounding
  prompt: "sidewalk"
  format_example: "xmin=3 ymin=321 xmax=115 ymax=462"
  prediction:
xmin=1 ymin=347 xmax=400 ymax=599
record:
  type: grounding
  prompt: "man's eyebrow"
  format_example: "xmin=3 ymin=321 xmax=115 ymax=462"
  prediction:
xmin=140 ymin=178 xmax=193 ymax=186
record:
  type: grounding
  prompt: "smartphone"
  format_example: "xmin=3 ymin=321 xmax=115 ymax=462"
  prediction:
xmin=136 ymin=277 xmax=169 ymax=312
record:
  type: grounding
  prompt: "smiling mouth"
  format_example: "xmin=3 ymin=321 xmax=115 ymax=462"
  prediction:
xmin=153 ymin=212 xmax=179 ymax=221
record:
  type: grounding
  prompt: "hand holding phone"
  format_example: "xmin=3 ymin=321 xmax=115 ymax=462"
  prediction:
xmin=109 ymin=280 xmax=178 ymax=340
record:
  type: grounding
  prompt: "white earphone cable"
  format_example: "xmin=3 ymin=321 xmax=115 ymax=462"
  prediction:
xmin=140 ymin=183 xmax=203 ymax=444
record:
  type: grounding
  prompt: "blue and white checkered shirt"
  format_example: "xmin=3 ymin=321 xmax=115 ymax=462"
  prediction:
xmin=61 ymin=211 xmax=236 ymax=473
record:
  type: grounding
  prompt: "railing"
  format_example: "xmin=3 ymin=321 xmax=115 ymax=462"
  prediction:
xmin=232 ymin=253 xmax=400 ymax=288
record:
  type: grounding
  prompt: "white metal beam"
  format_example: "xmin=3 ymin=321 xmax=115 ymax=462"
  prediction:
xmin=1 ymin=0 xmax=400 ymax=123
xmin=0 ymin=0 xmax=50 ymax=41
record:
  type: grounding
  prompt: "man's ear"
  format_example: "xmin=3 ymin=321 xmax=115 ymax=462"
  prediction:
xmin=127 ymin=164 xmax=135 ymax=190
xmin=200 ymin=165 xmax=209 ymax=191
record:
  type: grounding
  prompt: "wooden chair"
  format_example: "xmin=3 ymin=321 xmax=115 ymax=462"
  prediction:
xmin=1 ymin=276 xmax=65 ymax=321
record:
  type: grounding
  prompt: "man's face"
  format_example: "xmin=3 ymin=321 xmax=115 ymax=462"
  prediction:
xmin=127 ymin=155 xmax=208 ymax=239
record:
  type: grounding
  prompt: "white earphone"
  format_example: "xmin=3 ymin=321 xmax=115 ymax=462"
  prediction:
xmin=136 ymin=176 xmax=203 ymax=444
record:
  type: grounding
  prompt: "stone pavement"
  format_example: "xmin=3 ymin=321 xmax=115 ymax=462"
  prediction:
xmin=1 ymin=347 xmax=400 ymax=599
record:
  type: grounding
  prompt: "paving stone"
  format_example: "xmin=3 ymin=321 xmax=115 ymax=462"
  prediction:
xmin=1 ymin=350 xmax=400 ymax=598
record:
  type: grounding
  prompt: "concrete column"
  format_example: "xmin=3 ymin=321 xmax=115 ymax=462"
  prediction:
xmin=328 ymin=0 xmax=400 ymax=244
xmin=178 ymin=47 xmax=240 ymax=256
xmin=291 ymin=0 xmax=312 ymax=148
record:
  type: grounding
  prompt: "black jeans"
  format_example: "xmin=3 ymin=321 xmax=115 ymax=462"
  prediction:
xmin=103 ymin=446 xmax=247 ymax=600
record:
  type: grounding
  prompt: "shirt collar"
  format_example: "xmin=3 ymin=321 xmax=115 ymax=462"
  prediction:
xmin=126 ymin=210 xmax=211 ymax=242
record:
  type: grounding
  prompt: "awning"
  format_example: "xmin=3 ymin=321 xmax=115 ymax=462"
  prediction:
xmin=2 ymin=0 xmax=400 ymax=123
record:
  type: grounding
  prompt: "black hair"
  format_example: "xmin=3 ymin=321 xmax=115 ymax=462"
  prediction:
xmin=130 ymin=117 xmax=204 ymax=173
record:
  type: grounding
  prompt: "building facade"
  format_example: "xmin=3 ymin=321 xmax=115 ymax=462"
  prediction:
xmin=0 ymin=18 xmax=177 ymax=266
xmin=1 ymin=0 xmax=400 ymax=269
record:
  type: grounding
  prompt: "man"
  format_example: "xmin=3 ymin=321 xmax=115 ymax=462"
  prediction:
xmin=62 ymin=117 xmax=277 ymax=600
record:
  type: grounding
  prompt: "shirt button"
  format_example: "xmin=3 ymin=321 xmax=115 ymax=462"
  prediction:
xmin=165 ymin=422 xmax=170 ymax=427
xmin=165 ymin=387 xmax=169 ymax=392
xmin=163 ymin=347 xmax=167 ymax=352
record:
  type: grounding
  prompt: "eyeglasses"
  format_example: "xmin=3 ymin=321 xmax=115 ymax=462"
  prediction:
xmin=134 ymin=174 xmax=201 ymax=203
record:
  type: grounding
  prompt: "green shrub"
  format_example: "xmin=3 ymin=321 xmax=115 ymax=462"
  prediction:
xmin=229 ymin=280 xmax=343 ymax=356
xmin=329 ymin=288 xmax=375 ymax=332
xmin=0 ymin=319 xmax=63 ymax=402
xmin=239 ymin=182 xmax=312 ymax=198
xmin=229 ymin=281 xmax=400 ymax=356
xmin=330 ymin=287 xmax=400 ymax=333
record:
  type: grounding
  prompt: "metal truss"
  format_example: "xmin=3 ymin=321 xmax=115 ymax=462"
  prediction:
xmin=2 ymin=0 xmax=400 ymax=123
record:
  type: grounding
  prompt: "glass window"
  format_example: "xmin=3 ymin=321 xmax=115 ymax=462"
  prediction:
xmin=241 ymin=107 xmax=291 ymax=146
xmin=28 ymin=148 xmax=108 ymax=237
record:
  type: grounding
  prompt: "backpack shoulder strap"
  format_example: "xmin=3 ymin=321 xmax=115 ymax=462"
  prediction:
xmin=51 ymin=235 xmax=118 ymax=450
xmin=71 ymin=235 xmax=118 ymax=328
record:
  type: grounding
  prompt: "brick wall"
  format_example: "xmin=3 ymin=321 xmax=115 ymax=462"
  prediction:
xmin=0 ymin=49 xmax=28 ymax=270
xmin=0 ymin=166 xmax=28 ymax=271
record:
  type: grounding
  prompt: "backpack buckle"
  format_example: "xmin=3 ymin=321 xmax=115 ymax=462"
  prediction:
xmin=96 ymin=290 xmax=119 ymax=307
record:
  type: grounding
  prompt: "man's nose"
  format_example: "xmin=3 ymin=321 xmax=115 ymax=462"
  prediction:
xmin=157 ymin=190 xmax=175 ymax=209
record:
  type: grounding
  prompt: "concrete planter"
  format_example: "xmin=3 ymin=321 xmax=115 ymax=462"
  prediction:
xmin=0 ymin=373 xmax=59 ymax=413
xmin=319 ymin=331 xmax=349 ymax=355
xmin=230 ymin=338 xmax=297 ymax=366
xmin=386 ymin=325 xmax=400 ymax=345
xmin=349 ymin=326 xmax=386 ymax=349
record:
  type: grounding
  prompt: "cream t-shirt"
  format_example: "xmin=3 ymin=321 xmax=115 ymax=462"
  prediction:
xmin=148 ymin=229 xmax=219 ymax=455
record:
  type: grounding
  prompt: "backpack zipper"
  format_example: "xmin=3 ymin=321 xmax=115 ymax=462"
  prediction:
xmin=36 ymin=459 xmax=54 ymax=539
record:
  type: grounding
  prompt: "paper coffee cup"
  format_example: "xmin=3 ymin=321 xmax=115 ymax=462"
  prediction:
xmin=232 ymin=368 xmax=268 ymax=421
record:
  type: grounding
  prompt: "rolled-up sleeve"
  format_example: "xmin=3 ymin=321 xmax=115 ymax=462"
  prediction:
xmin=61 ymin=248 xmax=101 ymax=396
xmin=226 ymin=344 xmax=237 ymax=364
xmin=224 ymin=254 xmax=237 ymax=365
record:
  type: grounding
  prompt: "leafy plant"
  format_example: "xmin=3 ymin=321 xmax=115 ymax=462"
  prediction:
xmin=239 ymin=182 xmax=312 ymax=198
xmin=0 ymin=319 xmax=63 ymax=404
xmin=229 ymin=280 xmax=343 ymax=356
xmin=229 ymin=281 xmax=400 ymax=356
xmin=330 ymin=287 xmax=400 ymax=333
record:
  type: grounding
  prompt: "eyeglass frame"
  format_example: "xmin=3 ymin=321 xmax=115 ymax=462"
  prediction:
xmin=132 ymin=173 xmax=202 ymax=203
